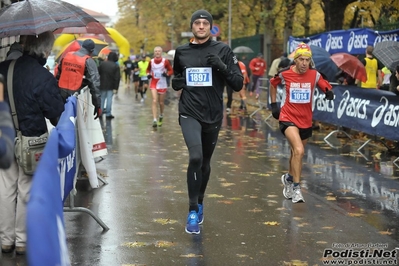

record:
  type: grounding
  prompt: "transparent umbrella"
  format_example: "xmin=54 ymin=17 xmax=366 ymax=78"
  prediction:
xmin=232 ymin=46 xmax=254 ymax=53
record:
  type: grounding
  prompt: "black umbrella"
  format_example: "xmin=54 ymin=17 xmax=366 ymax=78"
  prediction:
xmin=0 ymin=0 xmax=98 ymax=38
xmin=309 ymin=45 xmax=339 ymax=82
xmin=373 ymin=41 xmax=399 ymax=71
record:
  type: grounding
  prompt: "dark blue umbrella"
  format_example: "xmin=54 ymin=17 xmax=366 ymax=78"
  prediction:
xmin=309 ymin=45 xmax=339 ymax=82
xmin=0 ymin=0 xmax=98 ymax=38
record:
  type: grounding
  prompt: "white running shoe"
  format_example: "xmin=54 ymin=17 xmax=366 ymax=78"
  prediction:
xmin=281 ymin=174 xmax=293 ymax=199
xmin=292 ymin=186 xmax=305 ymax=203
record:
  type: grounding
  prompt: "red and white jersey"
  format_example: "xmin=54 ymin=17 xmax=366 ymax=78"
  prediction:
xmin=270 ymin=66 xmax=332 ymax=128
xmin=148 ymin=57 xmax=173 ymax=89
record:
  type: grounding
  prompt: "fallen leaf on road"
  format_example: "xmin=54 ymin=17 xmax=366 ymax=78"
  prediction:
xmin=321 ymin=226 xmax=334 ymax=230
xmin=218 ymin=200 xmax=234 ymax=204
xmin=153 ymin=218 xmax=178 ymax=225
xmin=347 ymin=212 xmax=364 ymax=217
xmin=379 ymin=230 xmax=392 ymax=235
xmin=326 ymin=196 xmax=336 ymax=201
xmin=263 ymin=221 xmax=280 ymax=225
xmin=180 ymin=253 xmax=203 ymax=258
xmin=122 ymin=241 xmax=147 ymax=248
xmin=248 ymin=208 xmax=263 ymax=213
xmin=155 ymin=241 xmax=175 ymax=248
xmin=220 ymin=182 xmax=235 ymax=187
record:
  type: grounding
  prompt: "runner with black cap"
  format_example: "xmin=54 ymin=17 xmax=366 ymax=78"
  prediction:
xmin=172 ymin=9 xmax=243 ymax=234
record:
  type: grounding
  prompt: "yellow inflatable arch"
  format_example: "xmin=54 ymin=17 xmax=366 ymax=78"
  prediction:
xmin=53 ymin=28 xmax=130 ymax=61
xmin=106 ymin=28 xmax=130 ymax=61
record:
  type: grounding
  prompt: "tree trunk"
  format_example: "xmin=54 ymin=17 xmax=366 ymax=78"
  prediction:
xmin=323 ymin=0 xmax=354 ymax=31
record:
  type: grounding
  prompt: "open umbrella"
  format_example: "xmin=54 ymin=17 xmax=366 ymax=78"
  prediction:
xmin=330 ymin=53 xmax=367 ymax=82
xmin=98 ymin=47 xmax=112 ymax=57
xmin=233 ymin=46 xmax=254 ymax=53
xmin=0 ymin=0 xmax=98 ymax=38
xmin=56 ymin=38 xmax=109 ymax=62
xmin=81 ymin=34 xmax=115 ymax=44
xmin=53 ymin=22 xmax=108 ymax=35
xmin=373 ymin=41 xmax=399 ymax=71
xmin=309 ymin=45 xmax=339 ymax=82
xmin=97 ymin=46 xmax=119 ymax=59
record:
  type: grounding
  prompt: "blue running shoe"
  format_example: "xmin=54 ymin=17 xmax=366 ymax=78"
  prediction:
xmin=185 ymin=211 xmax=200 ymax=234
xmin=198 ymin=204 xmax=204 ymax=224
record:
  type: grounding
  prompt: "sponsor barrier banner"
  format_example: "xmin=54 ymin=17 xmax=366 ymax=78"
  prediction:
xmin=289 ymin=28 xmax=399 ymax=55
xmin=313 ymin=86 xmax=399 ymax=141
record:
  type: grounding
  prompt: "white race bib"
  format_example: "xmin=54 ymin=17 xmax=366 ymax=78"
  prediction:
xmin=289 ymin=87 xmax=311 ymax=103
xmin=154 ymin=71 xmax=163 ymax=78
xmin=185 ymin=67 xmax=212 ymax=87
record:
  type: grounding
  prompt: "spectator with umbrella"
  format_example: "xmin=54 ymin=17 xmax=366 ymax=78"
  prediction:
xmin=0 ymin=31 xmax=65 ymax=256
xmin=393 ymin=65 xmax=399 ymax=95
xmin=358 ymin=46 xmax=383 ymax=89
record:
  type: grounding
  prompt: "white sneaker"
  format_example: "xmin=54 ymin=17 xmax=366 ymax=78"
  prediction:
xmin=292 ymin=186 xmax=305 ymax=203
xmin=140 ymin=98 xmax=144 ymax=103
xmin=281 ymin=174 xmax=293 ymax=199
xmin=226 ymin=108 xmax=231 ymax=114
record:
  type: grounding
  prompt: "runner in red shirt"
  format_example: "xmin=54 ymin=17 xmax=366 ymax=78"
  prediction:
xmin=147 ymin=46 xmax=173 ymax=127
xmin=238 ymin=60 xmax=250 ymax=112
xmin=269 ymin=43 xmax=334 ymax=203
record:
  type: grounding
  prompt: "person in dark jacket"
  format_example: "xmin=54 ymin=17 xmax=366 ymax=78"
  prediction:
xmin=98 ymin=52 xmax=120 ymax=119
xmin=56 ymin=39 xmax=102 ymax=119
xmin=171 ymin=9 xmax=243 ymax=234
xmin=390 ymin=65 xmax=399 ymax=95
xmin=0 ymin=31 xmax=64 ymax=255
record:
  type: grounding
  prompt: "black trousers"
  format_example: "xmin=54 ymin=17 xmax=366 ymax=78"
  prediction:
xmin=179 ymin=115 xmax=221 ymax=212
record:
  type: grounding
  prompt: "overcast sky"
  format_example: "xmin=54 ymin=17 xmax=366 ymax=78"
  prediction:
xmin=63 ymin=0 xmax=118 ymax=17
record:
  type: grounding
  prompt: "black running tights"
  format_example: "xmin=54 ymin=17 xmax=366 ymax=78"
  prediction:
xmin=179 ymin=115 xmax=221 ymax=212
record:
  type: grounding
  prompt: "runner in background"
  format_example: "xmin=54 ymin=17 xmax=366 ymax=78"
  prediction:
xmin=131 ymin=56 xmax=140 ymax=100
xmin=147 ymin=46 xmax=173 ymax=127
xmin=238 ymin=60 xmax=250 ymax=113
xmin=123 ymin=56 xmax=134 ymax=94
xmin=137 ymin=55 xmax=150 ymax=102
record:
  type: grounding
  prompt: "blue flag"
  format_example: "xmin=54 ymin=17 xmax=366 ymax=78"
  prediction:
xmin=26 ymin=97 xmax=78 ymax=266
xmin=27 ymin=129 xmax=71 ymax=266
xmin=57 ymin=96 xmax=77 ymax=202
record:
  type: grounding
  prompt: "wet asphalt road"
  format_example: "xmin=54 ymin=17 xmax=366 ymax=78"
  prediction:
xmin=2 ymin=86 xmax=399 ymax=266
